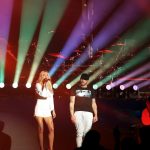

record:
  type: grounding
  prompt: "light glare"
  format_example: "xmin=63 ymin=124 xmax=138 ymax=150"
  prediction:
xmin=26 ymin=83 xmax=31 ymax=88
xmin=12 ymin=83 xmax=18 ymax=88
xmin=66 ymin=84 xmax=71 ymax=89
xmin=0 ymin=83 xmax=5 ymax=88
xmin=53 ymin=83 xmax=58 ymax=89
xmin=120 ymin=85 xmax=125 ymax=90
xmin=133 ymin=85 xmax=138 ymax=91
xmin=106 ymin=84 xmax=111 ymax=90
xmin=93 ymin=84 xmax=98 ymax=90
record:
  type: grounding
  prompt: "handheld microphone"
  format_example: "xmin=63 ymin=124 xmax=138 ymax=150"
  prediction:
xmin=43 ymin=78 xmax=51 ymax=83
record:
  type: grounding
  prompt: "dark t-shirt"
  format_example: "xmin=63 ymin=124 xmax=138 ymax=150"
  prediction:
xmin=70 ymin=85 xmax=96 ymax=113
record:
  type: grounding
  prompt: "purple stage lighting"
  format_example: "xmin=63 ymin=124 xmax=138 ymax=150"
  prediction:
xmin=111 ymin=62 xmax=150 ymax=88
xmin=124 ymin=72 xmax=150 ymax=89
xmin=137 ymin=80 xmax=150 ymax=89
xmin=91 ymin=0 xmax=142 ymax=54
xmin=49 ymin=0 xmax=121 ymax=76
xmin=58 ymin=0 xmax=142 ymax=81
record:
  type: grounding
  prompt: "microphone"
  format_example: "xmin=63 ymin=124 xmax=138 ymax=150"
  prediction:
xmin=43 ymin=78 xmax=51 ymax=83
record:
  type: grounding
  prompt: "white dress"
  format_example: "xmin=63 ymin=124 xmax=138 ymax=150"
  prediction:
xmin=34 ymin=83 xmax=54 ymax=117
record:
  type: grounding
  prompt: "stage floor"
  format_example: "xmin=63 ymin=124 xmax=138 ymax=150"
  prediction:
xmin=0 ymin=93 xmax=145 ymax=150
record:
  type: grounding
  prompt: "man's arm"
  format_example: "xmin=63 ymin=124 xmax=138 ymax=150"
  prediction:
xmin=92 ymin=98 xmax=98 ymax=123
xmin=70 ymin=96 xmax=76 ymax=123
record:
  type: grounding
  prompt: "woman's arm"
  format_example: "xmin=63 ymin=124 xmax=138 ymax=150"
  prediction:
xmin=70 ymin=96 xmax=76 ymax=123
xmin=35 ymin=83 xmax=47 ymax=99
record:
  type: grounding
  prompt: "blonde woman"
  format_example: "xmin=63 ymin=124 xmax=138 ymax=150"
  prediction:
xmin=34 ymin=70 xmax=56 ymax=150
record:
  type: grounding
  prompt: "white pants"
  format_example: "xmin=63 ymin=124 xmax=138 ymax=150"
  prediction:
xmin=74 ymin=111 xmax=93 ymax=147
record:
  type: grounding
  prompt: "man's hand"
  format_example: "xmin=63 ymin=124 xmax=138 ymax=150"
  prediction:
xmin=93 ymin=115 xmax=98 ymax=123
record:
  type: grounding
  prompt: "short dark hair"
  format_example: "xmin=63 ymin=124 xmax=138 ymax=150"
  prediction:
xmin=80 ymin=73 xmax=89 ymax=80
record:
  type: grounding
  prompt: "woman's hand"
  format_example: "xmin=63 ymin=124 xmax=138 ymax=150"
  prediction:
xmin=71 ymin=114 xmax=76 ymax=124
xmin=52 ymin=110 xmax=56 ymax=119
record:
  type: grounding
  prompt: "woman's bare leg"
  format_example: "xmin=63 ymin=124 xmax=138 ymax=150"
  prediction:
xmin=44 ymin=117 xmax=54 ymax=150
xmin=35 ymin=117 xmax=44 ymax=150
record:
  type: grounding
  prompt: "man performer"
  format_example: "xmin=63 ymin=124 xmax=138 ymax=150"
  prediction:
xmin=69 ymin=73 xmax=98 ymax=148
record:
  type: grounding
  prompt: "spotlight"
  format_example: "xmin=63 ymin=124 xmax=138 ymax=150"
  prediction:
xmin=26 ymin=83 xmax=31 ymax=88
xmin=93 ymin=84 xmax=98 ymax=90
xmin=120 ymin=85 xmax=125 ymax=90
xmin=53 ymin=83 xmax=58 ymax=89
xmin=106 ymin=84 xmax=111 ymax=90
xmin=133 ymin=85 xmax=138 ymax=91
xmin=66 ymin=84 xmax=71 ymax=89
xmin=0 ymin=83 xmax=5 ymax=88
xmin=12 ymin=83 xmax=18 ymax=88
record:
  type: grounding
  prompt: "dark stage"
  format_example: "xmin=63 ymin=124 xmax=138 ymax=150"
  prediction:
xmin=0 ymin=89 xmax=146 ymax=150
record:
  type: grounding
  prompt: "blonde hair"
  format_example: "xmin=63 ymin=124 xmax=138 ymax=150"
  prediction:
xmin=37 ymin=71 xmax=50 ymax=82
xmin=37 ymin=70 xmax=53 ymax=91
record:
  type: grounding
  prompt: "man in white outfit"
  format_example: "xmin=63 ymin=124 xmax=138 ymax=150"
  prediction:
xmin=70 ymin=73 xmax=98 ymax=148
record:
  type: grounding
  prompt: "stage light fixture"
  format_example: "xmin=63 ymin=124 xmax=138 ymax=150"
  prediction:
xmin=53 ymin=83 xmax=58 ymax=89
xmin=0 ymin=83 xmax=5 ymax=88
xmin=26 ymin=83 xmax=31 ymax=88
xmin=93 ymin=84 xmax=98 ymax=90
xmin=106 ymin=84 xmax=111 ymax=90
xmin=12 ymin=83 xmax=18 ymax=88
xmin=133 ymin=85 xmax=138 ymax=91
xmin=120 ymin=85 xmax=125 ymax=90
xmin=66 ymin=84 xmax=71 ymax=89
